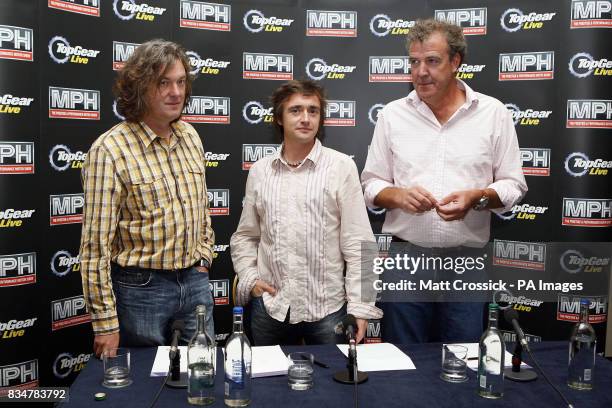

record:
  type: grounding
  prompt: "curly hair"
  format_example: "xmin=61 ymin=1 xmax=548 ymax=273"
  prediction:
xmin=270 ymin=79 xmax=327 ymax=141
xmin=406 ymin=18 xmax=467 ymax=65
xmin=113 ymin=39 xmax=192 ymax=122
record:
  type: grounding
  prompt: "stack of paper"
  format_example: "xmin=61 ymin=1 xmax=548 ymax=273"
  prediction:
xmin=337 ymin=343 xmax=416 ymax=372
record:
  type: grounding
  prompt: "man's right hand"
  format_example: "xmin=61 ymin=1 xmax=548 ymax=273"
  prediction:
xmin=375 ymin=186 xmax=437 ymax=214
xmin=250 ymin=279 xmax=277 ymax=298
xmin=94 ymin=332 xmax=120 ymax=358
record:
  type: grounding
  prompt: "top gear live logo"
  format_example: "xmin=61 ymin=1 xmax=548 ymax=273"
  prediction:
xmin=113 ymin=0 xmax=166 ymax=22
xmin=243 ymin=10 xmax=294 ymax=33
xmin=369 ymin=14 xmax=415 ymax=37
xmin=568 ymin=52 xmax=612 ymax=77
xmin=500 ymin=9 xmax=556 ymax=32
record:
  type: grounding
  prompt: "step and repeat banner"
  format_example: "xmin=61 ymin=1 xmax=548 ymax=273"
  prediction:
xmin=0 ymin=0 xmax=610 ymax=390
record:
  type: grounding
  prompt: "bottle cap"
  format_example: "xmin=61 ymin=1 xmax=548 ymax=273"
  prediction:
xmin=233 ymin=306 xmax=244 ymax=314
xmin=488 ymin=303 xmax=499 ymax=310
xmin=94 ymin=392 xmax=106 ymax=401
xmin=196 ymin=304 xmax=207 ymax=314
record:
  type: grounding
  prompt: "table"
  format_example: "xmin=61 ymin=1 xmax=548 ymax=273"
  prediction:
xmin=60 ymin=342 xmax=612 ymax=407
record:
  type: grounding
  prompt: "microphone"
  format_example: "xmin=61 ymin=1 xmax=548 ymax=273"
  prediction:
xmin=169 ymin=320 xmax=185 ymax=360
xmin=335 ymin=314 xmax=357 ymax=340
xmin=504 ymin=309 xmax=529 ymax=352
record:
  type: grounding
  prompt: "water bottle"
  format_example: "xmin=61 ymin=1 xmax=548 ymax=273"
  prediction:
xmin=568 ymin=298 xmax=596 ymax=390
xmin=477 ymin=303 xmax=505 ymax=399
xmin=187 ymin=305 xmax=216 ymax=405
xmin=224 ymin=306 xmax=252 ymax=407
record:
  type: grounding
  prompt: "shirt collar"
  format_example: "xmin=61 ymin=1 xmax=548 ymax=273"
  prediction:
xmin=272 ymin=138 xmax=323 ymax=169
xmin=406 ymin=79 xmax=479 ymax=109
xmin=130 ymin=120 xmax=185 ymax=149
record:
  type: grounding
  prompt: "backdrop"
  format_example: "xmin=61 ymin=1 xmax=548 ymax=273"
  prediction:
xmin=0 ymin=0 xmax=610 ymax=390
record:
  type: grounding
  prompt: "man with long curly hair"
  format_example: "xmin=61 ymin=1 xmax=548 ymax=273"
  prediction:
xmin=80 ymin=39 xmax=215 ymax=357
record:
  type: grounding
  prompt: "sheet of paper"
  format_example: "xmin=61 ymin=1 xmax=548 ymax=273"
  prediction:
xmin=252 ymin=345 xmax=289 ymax=378
xmin=447 ymin=343 xmax=531 ymax=371
xmin=337 ymin=343 xmax=416 ymax=372
xmin=151 ymin=346 xmax=189 ymax=377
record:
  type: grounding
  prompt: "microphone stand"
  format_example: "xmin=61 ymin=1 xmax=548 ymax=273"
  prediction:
xmin=166 ymin=348 xmax=187 ymax=388
xmin=504 ymin=339 xmax=537 ymax=382
xmin=333 ymin=337 xmax=368 ymax=408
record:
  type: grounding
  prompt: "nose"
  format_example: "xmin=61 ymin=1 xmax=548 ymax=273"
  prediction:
xmin=169 ymin=82 xmax=181 ymax=96
xmin=300 ymin=109 xmax=310 ymax=122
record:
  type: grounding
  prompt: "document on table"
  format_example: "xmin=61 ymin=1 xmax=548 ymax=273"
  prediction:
xmin=449 ymin=343 xmax=531 ymax=371
xmin=151 ymin=346 xmax=188 ymax=377
xmin=252 ymin=345 xmax=289 ymax=378
xmin=337 ymin=343 xmax=416 ymax=372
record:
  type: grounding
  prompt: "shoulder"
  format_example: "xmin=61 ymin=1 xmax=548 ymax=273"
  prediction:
xmin=474 ymin=91 xmax=508 ymax=114
xmin=89 ymin=121 xmax=133 ymax=157
xmin=321 ymin=146 xmax=358 ymax=174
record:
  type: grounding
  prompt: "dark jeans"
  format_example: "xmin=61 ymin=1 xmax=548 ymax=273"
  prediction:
xmin=249 ymin=296 xmax=346 ymax=346
xmin=111 ymin=263 xmax=215 ymax=346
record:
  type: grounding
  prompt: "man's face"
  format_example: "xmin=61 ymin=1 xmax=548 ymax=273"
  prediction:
xmin=144 ymin=59 xmax=186 ymax=124
xmin=408 ymin=32 xmax=460 ymax=104
xmin=279 ymin=93 xmax=321 ymax=145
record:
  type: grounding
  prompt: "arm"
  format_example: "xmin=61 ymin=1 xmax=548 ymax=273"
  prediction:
xmin=230 ymin=164 xmax=275 ymax=306
xmin=197 ymin=169 xmax=215 ymax=273
xmin=339 ymin=160 xmax=383 ymax=334
xmin=79 ymin=144 xmax=123 ymax=357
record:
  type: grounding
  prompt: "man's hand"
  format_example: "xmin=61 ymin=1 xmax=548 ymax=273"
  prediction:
xmin=250 ymin=279 xmax=277 ymax=297
xmin=355 ymin=318 xmax=368 ymax=343
xmin=94 ymin=332 xmax=120 ymax=358
xmin=435 ymin=189 xmax=482 ymax=221
xmin=376 ymin=186 xmax=437 ymax=214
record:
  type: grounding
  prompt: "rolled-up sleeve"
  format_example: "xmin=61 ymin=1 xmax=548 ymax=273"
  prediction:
xmin=361 ymin=110 xmax=395 ymax=208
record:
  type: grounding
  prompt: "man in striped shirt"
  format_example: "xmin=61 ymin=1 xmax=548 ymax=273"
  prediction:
xmin=231 ymin=80 xmax=382 ymax=345
xmin=80 ymin=40 xmax=215 ymax=357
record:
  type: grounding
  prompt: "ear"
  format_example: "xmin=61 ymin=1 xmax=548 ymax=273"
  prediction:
xmin=451 ymin=53 xmax=461 ymax=72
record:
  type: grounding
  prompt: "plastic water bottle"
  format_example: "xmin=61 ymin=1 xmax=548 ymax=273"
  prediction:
xmin=224 ymin=306 xmax=251 ymax=407
xmin=568 ymin=298 xmax=596 ymax=390
xmin=477 ymin=303 xmax=505 ymax=399
xmin=187 ymin=305 xmax=216 ymax=405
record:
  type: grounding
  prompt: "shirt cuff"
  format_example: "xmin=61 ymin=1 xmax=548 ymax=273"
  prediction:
xmin=235 ymin=268 xmax=259 ymax=306
xmin=364 ymin=179 xmax=394 ymax=208
xmin=347 ymin=301 xmax=384 ymax=320
xmin=90 ymin=311 xmax=120 ymax=335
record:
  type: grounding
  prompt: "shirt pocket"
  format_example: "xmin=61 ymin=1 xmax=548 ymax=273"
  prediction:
xmin=185 ymin=160 xmax=205 ymax=200
xmin=131 ymin=174 xmax=172 ymax=212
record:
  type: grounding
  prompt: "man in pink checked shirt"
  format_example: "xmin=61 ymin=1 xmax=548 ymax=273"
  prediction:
xmin=361 ymin=19 xmax=527 ymax=343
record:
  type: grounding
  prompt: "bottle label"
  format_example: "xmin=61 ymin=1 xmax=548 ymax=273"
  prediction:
xmin=479 ymin=374 xmax=486 ymax=389
xmin=584 ymin=369 xmax=591 ymax=381
xmin=224 ymin=381 xmax=229 ymax=396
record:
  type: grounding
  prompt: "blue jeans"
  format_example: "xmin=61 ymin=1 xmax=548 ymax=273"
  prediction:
xmin=249 ymin=296 xmax=346 ymax=346
xmin=111 ymin=263 xmax=214 ymax=346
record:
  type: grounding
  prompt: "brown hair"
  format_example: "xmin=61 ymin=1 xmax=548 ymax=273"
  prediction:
xmin=270 ymin=80 xmax=327 ymax=141
xmin=406 ymin=18 xmax=467 ymax=65
xmin=113 ymin=39 xmax=192 ymax=122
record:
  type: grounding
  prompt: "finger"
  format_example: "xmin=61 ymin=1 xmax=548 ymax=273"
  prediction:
xmin=406 ymin=194 xmax=431 ymax=212
xmin=414 ymin=187 xmax=438 ymax=205
xmin=260 ymin=281 xmax=277 ymax=295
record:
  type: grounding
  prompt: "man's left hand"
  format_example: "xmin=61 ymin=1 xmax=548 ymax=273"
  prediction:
xmin=355 ymin=318 xmax=368 ymax=343
xmin=435 ymin=190 xmax=481 ymax=221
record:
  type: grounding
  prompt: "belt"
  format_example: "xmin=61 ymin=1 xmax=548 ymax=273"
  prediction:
xmin=390 ymin=236 xmax=466 ymax=255
xmin=111 ymin=261 xmax=199 ymax=274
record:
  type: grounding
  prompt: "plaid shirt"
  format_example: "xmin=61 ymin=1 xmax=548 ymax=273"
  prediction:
xmin=80 ymin=120 xmax=215 ymax=335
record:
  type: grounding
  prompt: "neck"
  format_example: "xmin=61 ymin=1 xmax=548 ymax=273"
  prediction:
xmin=142 ymin=115 xmax=173 ymax=140
xmin=423 ymin=82 xmax=466 ymax=123
xmin=283 ymin=138 xmax=315 ymax=164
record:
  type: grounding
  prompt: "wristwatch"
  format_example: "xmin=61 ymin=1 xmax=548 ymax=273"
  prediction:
xmin=199 ymin=259 xmax=211 ymax=269
xmin=473 ymin=191 xmax=489 ymax=211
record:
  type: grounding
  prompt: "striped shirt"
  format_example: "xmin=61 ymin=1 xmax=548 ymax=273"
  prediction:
xmin=80 ymin=120 xmax=215 ymax=335
xmin=231 ymin=139 xmax=382 ymax=323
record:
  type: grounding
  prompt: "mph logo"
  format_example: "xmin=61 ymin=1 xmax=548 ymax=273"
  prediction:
xmin=566 ymin=99 xmax=612 ymax=128
xmin=48 ymin=35 xmax=100 ymax=65
xmin=51 ymin=295 xmax=91 ymax=330
xmin=369 ymin=57 xmax=410 ymax=82
xmin=368 ymin=103 xmax=385 ymax=125
xmin=112 ymin=41 xmax=139 ymax=70
xmin=0 ymin=142 xmax=34 ymax=174
xmin=0 ymin=93 xmax=34 ymax=115
xmin=500 ymin=9 xmax=556 ymax=32
xmin=50 ymin=250 xmax=80 ymax=277
xmin=0 ymin=253 xmax=36 ymax=287
xmin=520 ymin=148 xmax=551 ymax=176
xmin=564 ymin=152 xmax=610 ymax=177
xmin=0 ymin=360 xmax=38 ymax=394
xmin=568 ymin=52 xmax=612 ymax=77
xmin=496 ymin=203 xmax=549 ymax=221
xmin=48 ymin=0 xmax=100 ymax=17
xmin=365 ymin=319 xmax=381 ymax=343
xmin=306 ymin=10 xmax=357 ymax=37
xmin=493 ymin=239 xmax=546 ymax=270
xmin=325 ymin=100 xmax=355 ymax=126
xmin=242 ymin=101 xmax=273 ymax=125
xmin=53 ymin=353 xmax=91 ymax=378
xmin=243 ymin=9 xmax=294 ymax=33
xmin=0 ymin=25 xmax=33 ymax=62
xmin=562 ymin=198 xmax=612 ymax=227
xmin=187 ymin=51 xmax=230 ymax=76
xmin=113 ymin=0 xmax=167 ymax=22
xmin=183 ymin=96 xmax=230 ymax=124
xmin=505 ymin=103 xmax=552 ymax=126
xmin=242 ymin=144 xmax=279 ymax=170
xmin=50 ymin=193 xmax=84 ymax=225
xmin=557 ymin=294 xmax=607 ymax=323
xmin=243 ymin=52 xmax=293 ymax=80
xmin=207 ymin=189 xmax=229 ymax=215
xmin=180 ymin=0 xmax=231 ymax=31
xmin=49 ymin=86 xmax=100 ymax=120
xmin=305 ymin=58 xmax=356 ymax=80
xmin=434 ymin=8 xmax=487 ymax=35
xmin=369 ymin=14 xmax=414 ymax=37
xmin=499 ymin=51 xmax=554 ymax=80
xmin=560 ymin=249 xmax=610 ymax=274
xmin=570 ymin=0 xmax=612 ymax=28
xmin=210 ymin=279 xmax=229 ymax=305
xmin=49 ymin=145 xmax=86 ymax=172
xmin=374 ymin=234 xmax=392 ymax=257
